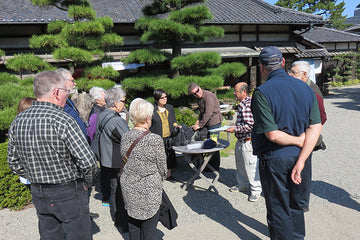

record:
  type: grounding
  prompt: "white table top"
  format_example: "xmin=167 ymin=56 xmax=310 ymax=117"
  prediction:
xmin=172 ymin=139 xmax=229 ymax=154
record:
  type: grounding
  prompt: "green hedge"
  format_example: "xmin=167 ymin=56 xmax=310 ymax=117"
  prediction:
xmin=0 ymin=141 xmax=32 ymax=210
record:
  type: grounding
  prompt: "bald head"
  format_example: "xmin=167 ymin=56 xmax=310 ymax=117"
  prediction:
xmin=234 ymin=82 xmax=249 ymax=101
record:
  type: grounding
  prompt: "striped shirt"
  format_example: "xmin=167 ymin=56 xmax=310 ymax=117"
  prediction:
xmin=235 ymin=95 xmax=254 ymax=141
xmin=7 ymin=101 xmax=97 ymax=187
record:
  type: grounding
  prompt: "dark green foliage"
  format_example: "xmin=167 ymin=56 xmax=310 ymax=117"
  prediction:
xmin=171 ymin=52 xmax=222 ymax=75
xmin=0 ymin=74 xmax=34 ymax=131
xmin=174 ymin=107 xmax=198 ymax=126
xmin=0 ymin=83 xmax=34 ymax=109
xmin=47 ymin=20 xmax=68 ymax=34
xmin=6 ymin=53 xmax=55 ymax=79
xmin=123 ymin=48 xmax=171 ymax=64
xmin=75 ymin=78 xmax=116 ymax=92
xmin=30 ymin=0 xmax=123 ymax=71
xmin=169 ymin=5 xmax=212 ymax=24
xmin=136 ymin=0 xmax=224 ymax=58
xmin=211 ymin=62 xmax=247 ymax=86
xmin=53 ymin=47 xmax=93 ymax=63
xmin=0 ymin=107 xmax=18 ymax=131
xmin=275 ymin=0 xmax=351 ymax=30
xmin=216 ymin=87 xmax=235 ymax=99
xmin=85 ymin=66 xmax=120 ymax=80
xmin=19 ymin=77 xmax=34 ymax=87
xmin=0 ymin=73 xmax=20 ymax=85
xmin=331 ymin=52 xmax=360 ymax=82
xmin=68 ymin=5 xmax=96 ymax=20
xmin=0 ymin=49 xmax=5 ymax=57
xmin=0 ymin=141 xmax=32 ymax=210
xmin=29 ymin=34 xmax=66 ymax=49
xmin=30 ymin=0 xmax=90 ymax=10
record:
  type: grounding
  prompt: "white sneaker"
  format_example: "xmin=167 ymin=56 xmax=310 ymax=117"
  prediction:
xmin=229 ymin=185 xmax=248 ymax=192
xmin=248 ymin=193 xmax=261 ymax=202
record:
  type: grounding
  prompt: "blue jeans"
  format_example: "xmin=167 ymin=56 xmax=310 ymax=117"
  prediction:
xmin=31 ymin=180 xmax=92 ymax=240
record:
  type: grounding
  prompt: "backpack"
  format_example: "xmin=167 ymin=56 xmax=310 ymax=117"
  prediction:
xmin=91 ymin=113 xmax=116 ymax=160
xmin=171 ymin=124 xmax=193 ymax=146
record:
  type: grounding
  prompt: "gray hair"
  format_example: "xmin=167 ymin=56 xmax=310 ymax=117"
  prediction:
xmin=188 ymin=82 xmax=199 ymax=95
xmin=105 ymin=87 xmax=126 ymax=108
xmin=263 ymin=61 xmax=283 ymax=72
xmin=291 ymin=61 xmax=310 ymax=76
xmin=55 ymin=68 xmax=72 ymax=81
xmin=129 ymin=98 xmax=154 ymax=125
xmin=33 ymin=71 xmax=64 ymax=98
xmin=89 ymin=87 xmax=106 ymax=103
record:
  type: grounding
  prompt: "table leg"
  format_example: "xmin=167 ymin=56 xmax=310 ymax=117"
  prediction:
xmin=182 ymin=153 xmax=220 ymax=192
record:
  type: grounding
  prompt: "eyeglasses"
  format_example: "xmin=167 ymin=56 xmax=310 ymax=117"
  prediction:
xmin=288 ymin=70 xmax=303 ymax=75
xmin=160 ymin=96 xmax=167 ymax=99
xmin=193 ymin=87 xmax=200 ymax=96
xmin=58 ymin=88 xmax=70 ymax=94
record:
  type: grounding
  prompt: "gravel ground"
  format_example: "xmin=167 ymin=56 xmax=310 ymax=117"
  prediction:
xmin=1 ymin=85 xmax=360 ymax=240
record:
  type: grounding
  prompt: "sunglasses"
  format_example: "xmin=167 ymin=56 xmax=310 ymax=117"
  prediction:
xmin=193 ymin=87 xmax=200 ymax=96
xmin=160 ymin=96 xmax=167 ymax=99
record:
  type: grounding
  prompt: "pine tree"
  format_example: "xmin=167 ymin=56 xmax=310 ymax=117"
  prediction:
xmin=135 ymin=0 xmax=224 ymax=58
xmin=276 ymin=0 xmax=351 ymax=30
xmin=29 ymin=0 xmax=124 ymax=71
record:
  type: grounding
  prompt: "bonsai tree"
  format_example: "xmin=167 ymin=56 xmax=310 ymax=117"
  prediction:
xmin=29 ymin=0 xmax=123 ymax=72
xmin=135 ymin=0 xmax=224 ymax=59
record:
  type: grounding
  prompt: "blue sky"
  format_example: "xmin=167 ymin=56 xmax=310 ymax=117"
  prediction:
xmin=264 ymin=0 xmax=358 ymax=18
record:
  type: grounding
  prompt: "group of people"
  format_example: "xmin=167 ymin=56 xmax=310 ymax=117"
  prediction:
xmin=7 ymin=46 xmax=325 ymax=240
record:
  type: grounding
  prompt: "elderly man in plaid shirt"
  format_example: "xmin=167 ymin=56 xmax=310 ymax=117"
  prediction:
xmin=226 ymin=82 xmax=262 ymax=202
xmin=7 ymin=71 xmax=97 ymax=239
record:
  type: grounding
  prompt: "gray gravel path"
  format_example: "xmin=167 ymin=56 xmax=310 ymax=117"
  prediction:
xmin=1 ymin=85 xmax=360 ymax=240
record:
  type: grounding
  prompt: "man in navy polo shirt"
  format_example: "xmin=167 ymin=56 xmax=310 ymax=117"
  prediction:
xmin=251 ymin=46 xmax=322 ymax=240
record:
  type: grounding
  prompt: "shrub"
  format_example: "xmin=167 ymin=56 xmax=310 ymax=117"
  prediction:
xmin=0 ymin=72 xmax=20 ymax=85
xmin=0 ymin=83 xmax=34 ymax=109
xmin=174 ymin=107 xmax=198 ymax=126
xmin=0 ymin=107 xmax=17 ymax=131
xmin=0 ymin=141 xmax=32 ymax=210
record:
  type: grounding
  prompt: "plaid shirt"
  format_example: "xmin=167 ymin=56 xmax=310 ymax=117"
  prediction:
xmin=7 ymin=101 xmax=97 ymax=187
xmin=235 ymin=95 xmax=254 ymax=141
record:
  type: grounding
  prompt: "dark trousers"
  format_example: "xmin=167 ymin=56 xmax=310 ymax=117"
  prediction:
xmin=207 ymin=123 xmax=221 ymax=170
xmin=259 ymin=156 xmax=305 ymax=240
xmin=299 ymin=155 xmax=312 ymax=210
xmin=31 ymin=180 xmax=92 ymax=240
xmin=128 ymin=208 xmax=160 ymax=240
xmin=101 ymin=166 xmax=120 ymax=220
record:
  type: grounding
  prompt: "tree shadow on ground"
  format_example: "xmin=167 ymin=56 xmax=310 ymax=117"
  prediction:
xmin=312 ymin=180 xmax=360 ymax=212
xmin=325 ymin=87 xmax=360 ymax=111
xmin=183 ymin=187 xmax=268 ymax=239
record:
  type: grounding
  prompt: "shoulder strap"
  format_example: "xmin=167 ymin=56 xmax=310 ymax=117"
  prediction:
xmin=99 ymin=112 xmax=116 ymax=132
xmin=122 ymin=130 xmax=150 ymax=163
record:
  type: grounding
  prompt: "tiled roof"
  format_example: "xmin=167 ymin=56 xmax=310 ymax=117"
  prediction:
xmin=295 ymin=49 xmax=331 ymax=58
xmin=299 ymin=27 xmax=360 ymax=43
xmin=0 ymin=0 xmax=326 ymax=25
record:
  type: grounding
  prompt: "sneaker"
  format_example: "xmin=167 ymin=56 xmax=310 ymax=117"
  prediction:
xmin=303 ymin=206 xmax=309 ymax=212
xmin=229 ymin=186 xmax=248 ymax=192
xmin=248 ymin=193 xmax=261 ymax=202
xmin=90 ymin=212 xmax=99 ymax=219
xmin=102 ymin=200 xmax=111 ymax=207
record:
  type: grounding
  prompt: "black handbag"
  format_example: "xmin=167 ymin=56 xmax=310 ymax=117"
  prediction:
xmin=159 ymin=190 xmax=178 ymax=230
